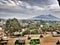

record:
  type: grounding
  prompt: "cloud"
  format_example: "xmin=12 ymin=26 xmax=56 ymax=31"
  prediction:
xmin=0 ymin=0 xmax=60 ymax=19
xmin=0 ymin=0 xmax=20 ymax=6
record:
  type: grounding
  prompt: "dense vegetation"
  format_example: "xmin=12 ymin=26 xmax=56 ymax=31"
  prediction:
xmin=22 ymin=20 xmax=60 ymax=35
xmin=2 ymin=18 xmax=60 ymax=36
xmin=4 ymin=18 xmax=21 ymax=36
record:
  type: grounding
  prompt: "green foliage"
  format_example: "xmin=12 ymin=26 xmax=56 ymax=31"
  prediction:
xmin=4 ymin=19 xmax=60 ymax=35
xmin=27 ymin=23 xmax=39 ymax=30
xmin=30 ymin=29 xmax=39 ymax=34
xmin=5 ymin=18 xmax=21 ymax=35
xmin=22 ymin=30 xmax=30 ymax=35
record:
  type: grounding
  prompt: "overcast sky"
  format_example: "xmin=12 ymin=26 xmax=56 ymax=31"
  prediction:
xmin=0 ymin=0 xmax=60 ymax=19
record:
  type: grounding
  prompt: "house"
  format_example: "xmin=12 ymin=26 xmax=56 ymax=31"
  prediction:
xmin=15 ymin=39 xmax=25 ymax=45
xmin=52 ymin=31 xmax=60 ymax=37
xmin=0 ymin=37 xmax=8 ymax=45
xmin=0 ymin=27 xmax=4 ymax=36
xmin=13 ymin=32 xmax=21 ymax=37
xmin=0 ymin=20 xmax=5 ymax=26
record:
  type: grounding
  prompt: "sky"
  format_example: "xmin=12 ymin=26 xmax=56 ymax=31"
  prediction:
xmin=0 ymin=0 xmax=60 ymax=19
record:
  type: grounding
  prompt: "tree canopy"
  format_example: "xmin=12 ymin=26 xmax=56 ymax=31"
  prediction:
xmin=5 ymin=18 xmax=21 ymax=35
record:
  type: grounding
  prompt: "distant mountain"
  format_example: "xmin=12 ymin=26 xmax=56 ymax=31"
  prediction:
xmin=33 ymin=14 xmax=60 ymax=21
xmin=0 ymin=18 xmax=6 ymax=21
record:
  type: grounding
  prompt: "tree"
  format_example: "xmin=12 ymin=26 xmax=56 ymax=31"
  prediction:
xmin=30 ymin=29 xmax=39 ymax=34
xmin=5 ymin=18 xmax=21 ymax=36
xmin=22 ymin=30 xmax=30 ymax=35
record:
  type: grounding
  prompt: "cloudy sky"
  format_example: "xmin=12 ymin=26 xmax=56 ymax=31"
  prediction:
xmin=0 ymin=0 xmax=60 ymax=19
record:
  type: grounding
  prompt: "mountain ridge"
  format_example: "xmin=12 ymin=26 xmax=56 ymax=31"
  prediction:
xmin=32 ymin=14 xmax=60 ymax=21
